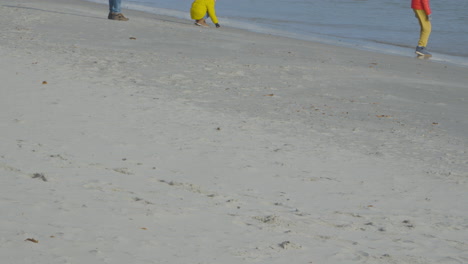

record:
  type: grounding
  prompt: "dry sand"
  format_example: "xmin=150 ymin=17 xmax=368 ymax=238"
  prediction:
xmin=1 ymin=0 xmax=467 ymax=263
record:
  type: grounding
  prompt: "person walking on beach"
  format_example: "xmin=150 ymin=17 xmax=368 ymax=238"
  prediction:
xmin=191 ymin=0 xmax=220 ymax=28
xmin=412 ymin=0 xmax=431 ymax=56
xmin=108 ymin=0 xmax=129 ymax=21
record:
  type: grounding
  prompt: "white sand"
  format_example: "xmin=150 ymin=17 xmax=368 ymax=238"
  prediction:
xmin=1 ymin=0 xmax=467 ymax=263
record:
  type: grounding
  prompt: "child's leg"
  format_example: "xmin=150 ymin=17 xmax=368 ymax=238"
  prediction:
xmin=414 ymin=9 xmax=431 ymax=47
xmin=198 ymin=12 xmax=209 ymax=24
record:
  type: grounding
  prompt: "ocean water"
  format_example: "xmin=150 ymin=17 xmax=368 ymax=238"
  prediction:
xmin=89 ymin=0 xmax=468 ymax=66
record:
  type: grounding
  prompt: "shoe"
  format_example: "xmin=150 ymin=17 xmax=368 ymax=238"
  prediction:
xmin=194 ymin=19 xmax=209 ymax=27
xmin=194 ymin=22 xmax=209 ymax=27
xmin=415 ymin=46 xmax=431 ymax=56
xmin=108 ymin=12 xmax=129 ymax=21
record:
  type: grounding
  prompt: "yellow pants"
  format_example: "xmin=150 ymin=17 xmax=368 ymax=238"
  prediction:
xmin=414 ymin=9 xmax=431 ymax=47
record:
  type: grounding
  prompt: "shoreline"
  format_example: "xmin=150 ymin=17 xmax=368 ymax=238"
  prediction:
xmin=1 ymin=0 xmax=467 ymax=263
xmin=84 ymin=0 xmax=468 ymax=68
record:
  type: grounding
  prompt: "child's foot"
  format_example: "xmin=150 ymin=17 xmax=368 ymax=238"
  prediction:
xmin=195 ymin=19 xmax=209 ymax=27
xmin=415 ymin=46 xmax=431 ymax=56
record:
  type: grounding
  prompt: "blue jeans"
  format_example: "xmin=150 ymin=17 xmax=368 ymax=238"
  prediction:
xmin=109 ymin=0 xmax=121 ymax=13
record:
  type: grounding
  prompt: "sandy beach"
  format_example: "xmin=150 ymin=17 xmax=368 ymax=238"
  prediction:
xmin=1 ymin=0 xmax=467 ymax=263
